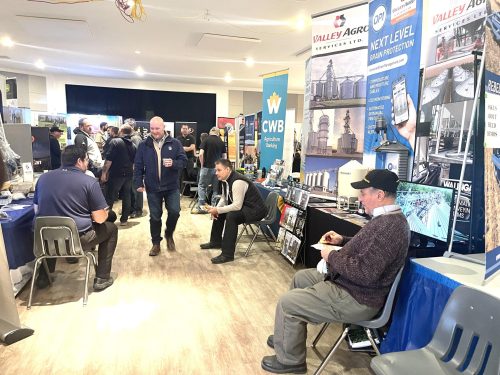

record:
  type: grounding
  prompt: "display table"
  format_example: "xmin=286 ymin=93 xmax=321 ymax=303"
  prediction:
xmin=0 ymin=199 xmax=35 ymax=294
xmin=304 ymin=207 xmax=364 ymax=267
xmin=381 ymin=256 xmax=500 ymax=353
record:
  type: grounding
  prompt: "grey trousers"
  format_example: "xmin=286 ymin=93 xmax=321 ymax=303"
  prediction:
xmin=274 ymin=269 xmax=379 ymax=365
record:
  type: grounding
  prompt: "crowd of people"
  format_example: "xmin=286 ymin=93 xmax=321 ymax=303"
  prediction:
xmin=38 ymin=120 xmax=410 ymax=373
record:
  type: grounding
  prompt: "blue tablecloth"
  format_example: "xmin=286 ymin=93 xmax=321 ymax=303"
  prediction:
xmin=380 ymin=259 xmax=461 ymax=353
xmin=0 ymin=199 xmax=35 ymax=269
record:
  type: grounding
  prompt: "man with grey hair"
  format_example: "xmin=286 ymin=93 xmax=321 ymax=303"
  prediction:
xmin=134 ymin=116 xmax=187 ymax=255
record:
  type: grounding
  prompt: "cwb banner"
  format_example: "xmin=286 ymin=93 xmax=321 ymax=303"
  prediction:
xmin=260 ymin=70 xmax=289 ymax=170
xmin=363 ymin=0 xmax=423 ymax=179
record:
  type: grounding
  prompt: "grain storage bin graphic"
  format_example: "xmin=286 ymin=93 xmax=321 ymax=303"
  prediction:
xmin=340 ymin=77 xmax=355 ymax=99
xmin=453 ymin=75 xmax=474 ymax=102
xmin=337 ymin=110 xmax=358 ymax=154
xmin=317 ymin=115 xmax=330 ymax=155
xmin=354 ymin=77 xmax=366 ymax=99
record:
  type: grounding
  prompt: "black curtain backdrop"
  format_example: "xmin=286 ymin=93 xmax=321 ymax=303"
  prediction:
xmin=65 ymin=84 xmax=216 ymax=146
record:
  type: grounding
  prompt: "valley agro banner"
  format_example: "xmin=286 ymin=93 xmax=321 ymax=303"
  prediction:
xmin=260 ymin=69 xmax=289 ymax=171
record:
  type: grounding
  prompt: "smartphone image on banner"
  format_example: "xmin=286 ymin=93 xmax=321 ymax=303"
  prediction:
xmin=392 ymin=76 xmax=409 ymax=125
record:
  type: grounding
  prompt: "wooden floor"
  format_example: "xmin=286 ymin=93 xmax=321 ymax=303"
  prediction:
xmin=0 ymin=197 xmax=374 ymax=375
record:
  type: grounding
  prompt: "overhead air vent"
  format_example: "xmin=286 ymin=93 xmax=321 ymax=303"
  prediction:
xmin=0 ymin=56 xmax=10 ymax=60
xmin=196 ymin=33 xmax=261 ymax=54
xmin=15 ymin=15 xmax=91 ymax=40
xmin=294 ymin=46 xmax=311 ymax=57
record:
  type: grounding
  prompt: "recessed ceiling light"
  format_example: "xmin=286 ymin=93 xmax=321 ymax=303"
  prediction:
xmin=224 ymin=74 xmax=232 ymax=83
xmin=127 ymin=0 xmax=135 ymax=8
xmin=34 ymin=59 xmax=45 ymax=70
xmin=0 ymin=36 xmax=14 ymax=48
xmin=134 ymin=50 xmax=141 ymax=54
xmin=295 ymin=15 xmax=306 ymax=31
xmin=245 ymin=57 xmax=255 ymax=67
xmin=135 ymin=66 xmax=145 ymax=77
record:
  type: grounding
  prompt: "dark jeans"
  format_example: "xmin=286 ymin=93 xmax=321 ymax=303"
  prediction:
xmin=130 ymin=184 xmax=144 ymax=213
xmin=147 ymin=189 xmax=180 ymax=244
xmin=209 ymin=211 xmax=245 ymax=259
xmin=40 ymin=221 xmax=118 ymax=280
xmin=105 ymin=176 xmax=132 ymax=223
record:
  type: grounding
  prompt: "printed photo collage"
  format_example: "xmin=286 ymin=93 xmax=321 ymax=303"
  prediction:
xmin=277 ymin=182 xmax=311 ymax=264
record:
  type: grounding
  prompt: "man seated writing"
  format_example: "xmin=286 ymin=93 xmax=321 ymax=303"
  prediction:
xmin=200 ymin=159 xmax=267 ymax=264
xmin=34 ymin=145 xmax=118 ymax=291
xmin=261 ymin=169 xmax=410 ymax=374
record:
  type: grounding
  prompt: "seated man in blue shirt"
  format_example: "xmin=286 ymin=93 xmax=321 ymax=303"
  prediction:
xmin=34 ymin=145 xmax=118 ymax=291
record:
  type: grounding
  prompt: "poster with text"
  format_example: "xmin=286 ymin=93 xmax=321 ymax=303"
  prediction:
xmin=484 ymin=0 xmax=500 ymax=279
xmin=217 ymin=117 xmax=236 ymax=162
xmin=260 ymin=70 xmax=289 ymax=171
xmin=363 ymin=0 xmax=422 ymax=177
xmin=414 ymin=0 xmax=486 ymax=245
xmin=243 ymin=114 xmax=257 ymax=166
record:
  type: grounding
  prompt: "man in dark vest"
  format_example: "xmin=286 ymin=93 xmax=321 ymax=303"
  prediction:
xmin=200 ymin=159 xmax=267 ymax=264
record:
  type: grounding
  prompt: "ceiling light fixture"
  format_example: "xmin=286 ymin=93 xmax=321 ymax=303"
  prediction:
xmin=224 ymin=74 xmax=232 ymax=83
xmin=34 ymin=59 xmax=46 ymax=69
xmin=245 ymin=57 xmax=255 ymax=67
xmin=135 ymin=66 xmax=145 ymax=76
xmin=0 ymin=36 xmax=15 ymax=48
xmin=294 ymin=15 xmax=306 ymax=31
xmin=134 ymin=50 xmax=141 ymax=54
xmin=115 ymin=0 xmax=146 ymax=23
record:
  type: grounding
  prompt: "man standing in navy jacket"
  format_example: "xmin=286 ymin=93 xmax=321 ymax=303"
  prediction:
xmin=134 ymin=116 xmax=187 ymax=256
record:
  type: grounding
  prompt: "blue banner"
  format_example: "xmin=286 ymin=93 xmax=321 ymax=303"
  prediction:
xmin=260 ymin=71 xmax=288 ymax=170
xmin=363 ymin=0 xmax=422 ymax=179
xmin=245 ymin=114 xmax=255 ymax=145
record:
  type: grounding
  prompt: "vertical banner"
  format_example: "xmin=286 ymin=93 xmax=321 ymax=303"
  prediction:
xmin=217 ymin=117 xmax=236 ymax=162
xmin=413 ymin=0 xmax=486 ymax=245
xmin=484 ymin=0 xmax=500 ymax=279
xmin=260 ymin=70 xmax=289 ymax=171
xmin=363 ymin=0 xmax=423 ymax=179
xmin=305 ymin=3 xmax=368 ymax=197
xmin=243 ymin=114 xmax=257 ymax=166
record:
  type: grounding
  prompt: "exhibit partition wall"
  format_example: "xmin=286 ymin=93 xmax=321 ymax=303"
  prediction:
xmin=363 ymin=0 xmax=423 ymax=180
xmin=413 ymin=1 xmax=487 ymax=246
xmin=484 ymin=0 xmax=500 ymax=279
xmin=65 ymin=85 xmax=216 ymax=138
xmin=304 ymin=2 xmax=369 ymax=197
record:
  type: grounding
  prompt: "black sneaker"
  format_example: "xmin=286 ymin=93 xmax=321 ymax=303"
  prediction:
xmin=200 ymin=242 xmax=222 ymax=249
xmin=93 ymin=277 xmax=114 ymax=291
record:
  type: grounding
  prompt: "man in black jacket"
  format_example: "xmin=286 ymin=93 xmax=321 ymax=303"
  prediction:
xmin=101 ymin=125 xmax=136 ymax=226
xmin=201 ymin=159 xmax=267 ymax=264
xmin=49 ymin=126 xmax=63 ymax=169
xmin=134 ymin=116 xmax=187 ymax=255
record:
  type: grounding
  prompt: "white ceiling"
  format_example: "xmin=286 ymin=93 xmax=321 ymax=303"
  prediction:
xmin=0 ymin=0 xmax=356 ymax=92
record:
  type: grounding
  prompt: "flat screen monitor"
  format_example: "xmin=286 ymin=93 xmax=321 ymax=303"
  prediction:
xmin=396 ymin=181 xmax=455 ymax=244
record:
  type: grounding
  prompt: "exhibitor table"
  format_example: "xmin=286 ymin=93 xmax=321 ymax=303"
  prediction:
xmin=381 ymin=256 xmax=500 ymax=353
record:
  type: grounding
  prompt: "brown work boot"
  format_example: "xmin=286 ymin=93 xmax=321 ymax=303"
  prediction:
xmin=166 ymin=236 xmax=176 ymax=251
xmin=149 ymin=244 xmax=161 ymax=256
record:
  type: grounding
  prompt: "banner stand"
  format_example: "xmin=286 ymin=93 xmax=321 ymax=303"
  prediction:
xmin=0 ymin=228 xmax=34 ymax=345
xmin=444 ymin=49 xmax=486 ymax=267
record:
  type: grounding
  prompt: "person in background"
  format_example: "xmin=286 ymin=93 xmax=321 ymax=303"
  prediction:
xmin=201 ymin=159 xmax=266 ymax=264
xmin=194 ymin=127 xmax=226 ymax=214
xmin=74 ymin=118 xmax=103 ymax=177
xmin=49 ymin=126 xmax=64 ymax=170
xmin=176 ymin=124 xmax=196 ymax=194
xmin=100 ymin=125 xmax=136 ymax=226
xmin=261 ymin=169 xmax=409 ymax=374
xmin=95 ymin=122 xmax=108 ymax=154
xmin=134 ymin=116 xmax=187 ymax=256
xmin=102 ymin=126 xmax=119 ymax=159
xmin=33 ymin=145 xmax=118 ymax=291
xmin=124 ymin=118 xmax=144 ymax=218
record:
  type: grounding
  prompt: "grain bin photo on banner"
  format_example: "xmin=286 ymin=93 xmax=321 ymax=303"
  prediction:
xmin=414 ymin=0 xmax=487 ymax=246
xmin=484 ymin=0 xmax=500 ymax=279
xmin=305 ymin=2 xmax=368 ymax=197
xmin=363 ymin=0 xmax=423 ymax=180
